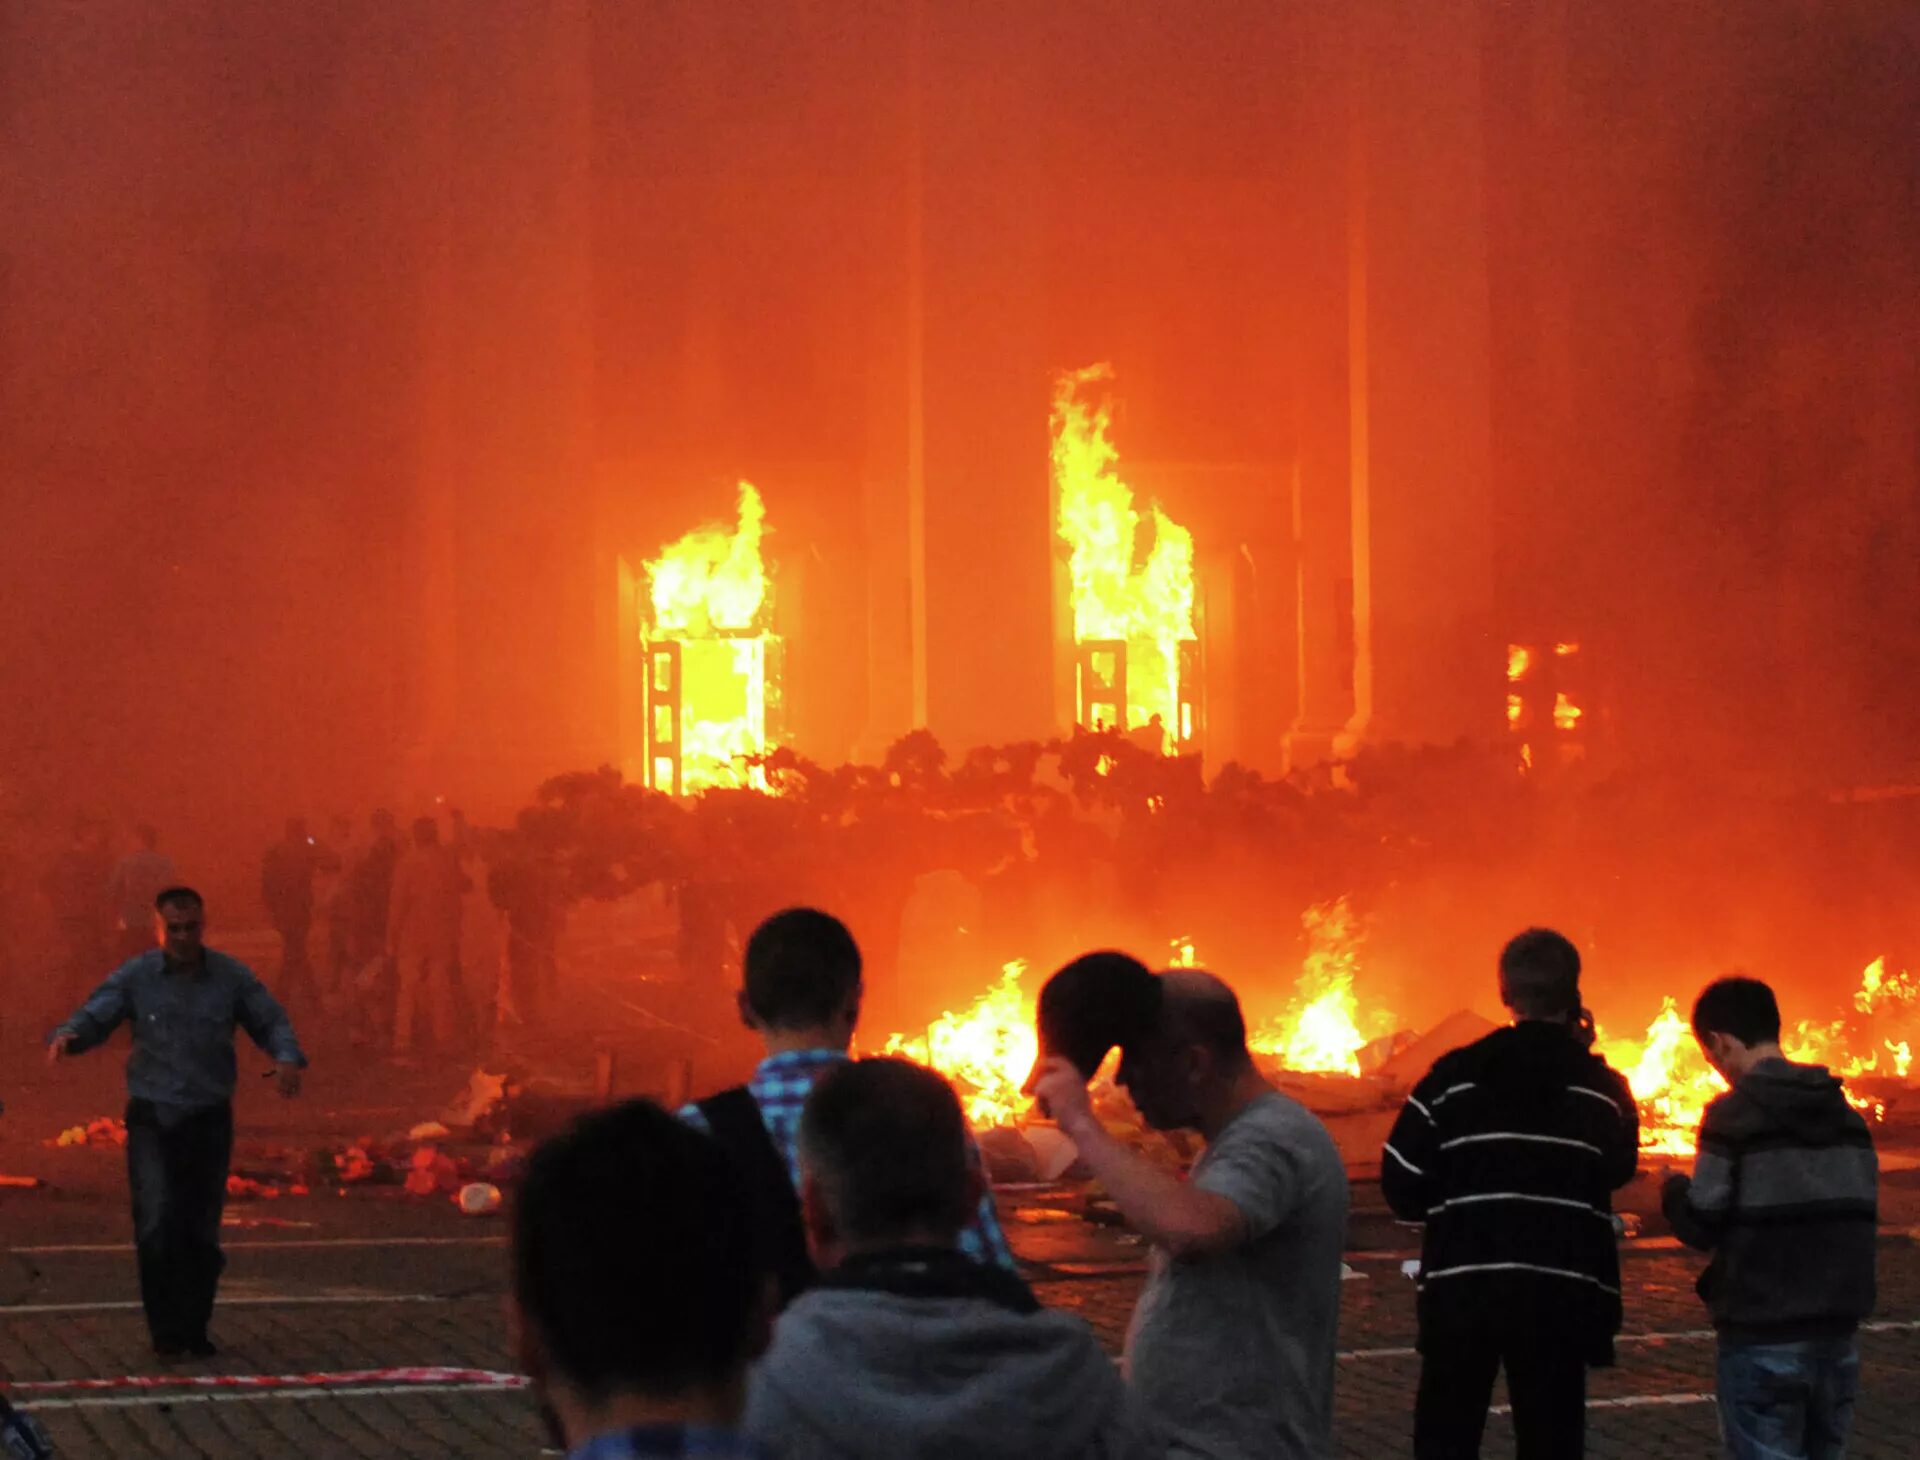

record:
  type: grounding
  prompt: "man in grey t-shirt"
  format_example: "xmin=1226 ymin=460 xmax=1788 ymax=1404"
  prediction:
xmin=1033 ymin=969 xmax=1349 ymax=1459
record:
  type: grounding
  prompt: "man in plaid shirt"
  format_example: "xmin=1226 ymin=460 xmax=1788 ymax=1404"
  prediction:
xmin=682 ymin=908 xmax=1014 ymax=1295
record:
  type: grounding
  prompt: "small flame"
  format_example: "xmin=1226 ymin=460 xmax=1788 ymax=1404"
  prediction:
xmin=1554 ymin=641 xmax=1580 ymax=657
xmin=1507 ymin=645 xmax=1532 ymax=681
xmin=1890 ymin=1040 xmax=1913 ymax=1080
xmin=881 ymin=962 xmax=1038 ymax=1130
xmin=1597 ymin=999 xmax=1727 ymax=1157
xmin=1552 ymin=692 xmax=1583 ymax=731
xmin=1507 ymin=692 xmax=1524 ymax=728
xmin=1250 ymin=898 xmax=1370 ymax=1076
xmin=1053 ymin=364 xmax=1195 ymax=754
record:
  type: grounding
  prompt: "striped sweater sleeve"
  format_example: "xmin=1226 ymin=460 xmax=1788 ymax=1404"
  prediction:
xmin=1381 ymin=1073 xmax=1442 ymax=1220
xmin=1664 ymin=1099 xmax=1735 ymax=1250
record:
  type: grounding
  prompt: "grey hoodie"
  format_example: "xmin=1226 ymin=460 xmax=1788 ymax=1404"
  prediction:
xmin=745 ymin=1254 xmax=1159 ymax=1460
xmin=1663 ymin=1057 xmax=1877 ymax=1342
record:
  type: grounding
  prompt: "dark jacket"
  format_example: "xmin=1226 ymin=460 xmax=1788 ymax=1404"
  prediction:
xmin=1662 ymin=1057 xmax=1877 ymax=1344
xmin=1382 ymin=1021 xmax=1639 ymax=1362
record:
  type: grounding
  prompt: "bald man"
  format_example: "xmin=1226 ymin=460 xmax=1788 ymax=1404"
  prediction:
xmin=1033 ymin=969 xmax=1349 ymax=1460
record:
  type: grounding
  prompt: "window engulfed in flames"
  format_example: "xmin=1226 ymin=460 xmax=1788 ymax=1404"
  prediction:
xmin=1053 ymin=364 xmax=1197 ymax=755
xmin=642 ymin=481 xmax=781 ymax=794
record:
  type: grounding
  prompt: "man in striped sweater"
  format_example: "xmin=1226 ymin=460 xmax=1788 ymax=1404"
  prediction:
xmin=1663 ymin=976 xmax=1877 ymax=1460
xmin=1382 ymin=928 xmax=1640 ymax=1458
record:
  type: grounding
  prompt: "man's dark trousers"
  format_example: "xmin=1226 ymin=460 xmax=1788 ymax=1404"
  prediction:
xmin=1415 ymin=1337 xmax=1586 ymax=1458
xmin=126 ymin=1099 xmax=232 ymax=1348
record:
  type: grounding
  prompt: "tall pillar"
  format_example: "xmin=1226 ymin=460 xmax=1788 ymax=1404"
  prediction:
xmin=1344 ymin=0 xmax=1499 ymax=750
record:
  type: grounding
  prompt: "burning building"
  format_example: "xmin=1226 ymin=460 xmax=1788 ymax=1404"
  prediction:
xmin=628 ymin=482 xmax=784 ymax=794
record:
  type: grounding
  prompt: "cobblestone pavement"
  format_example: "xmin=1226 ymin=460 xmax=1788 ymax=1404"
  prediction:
xmin=8 ymin=1030 xmax=1920 ymax=1457
xmin=7 ymin=1217 xmax=1920 ymax=1456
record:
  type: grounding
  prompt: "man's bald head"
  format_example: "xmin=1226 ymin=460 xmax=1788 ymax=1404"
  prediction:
xmin=1156 ymin=971 xmax=1254 ymax=1070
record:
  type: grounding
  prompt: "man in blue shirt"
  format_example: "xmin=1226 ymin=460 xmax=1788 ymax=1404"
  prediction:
xmin=680 ymin=908 xmax=1014 ymax=1306
xmin=514 ymin=1101 xmax=769 ymax=1460
xmin=47 ymin=886 xmax=306 ymax=1359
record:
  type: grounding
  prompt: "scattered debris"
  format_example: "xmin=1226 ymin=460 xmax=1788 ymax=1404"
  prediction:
xmin=50 ymin=1117 xmax=126 ymax=1149
xmin=457 ymin=1182 xmax=502 ymax=1216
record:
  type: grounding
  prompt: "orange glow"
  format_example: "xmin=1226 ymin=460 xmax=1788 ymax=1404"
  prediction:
xmin=1249 ymin=898 xmax=1372 ymax=1076
xmin=1554 ymin=641 xmax=1580 ymax=657
xmin=1507 ymin=644 xmax=1532 ymax=681
xmin=1552 ymin=691 xmax=1583 ymax=731
xmin=1507 ymin=692 xmax=1524 ymax=727
xmin=1854 ymin=956 xmax=1919 ymax=1015
xmin=1053 ymin=364 xmax=1195 ymax=754
xmin=642 ymin=482 xmax=777 ymax=792
xmin=1597 ymin=999 xmax=1727 ymax=1157
xmin=1602 ymin=957 xmax=1919 ymax=1156
xmin=881 ymin=961 xmax=1038 ymax=1130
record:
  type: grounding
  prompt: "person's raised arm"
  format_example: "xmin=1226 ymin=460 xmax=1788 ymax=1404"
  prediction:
xmin=1032 ymin=1058 xmax=1249 ymax=1260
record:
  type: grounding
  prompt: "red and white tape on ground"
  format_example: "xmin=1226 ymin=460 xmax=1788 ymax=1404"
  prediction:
xmin=12 ymin=1367 xmax=527 ymax=1395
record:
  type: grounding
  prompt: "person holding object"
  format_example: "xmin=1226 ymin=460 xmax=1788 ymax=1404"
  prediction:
xmin=1662 ymin=976 xmax=1877 ymax=1460
xmin=1030 ymin=962 xmax=1348 ymax=1460
xmin=1380 ymin=928 xmax=1639 ymax=1459
xmin=46 ymin=886 xmax=306 ymax=1359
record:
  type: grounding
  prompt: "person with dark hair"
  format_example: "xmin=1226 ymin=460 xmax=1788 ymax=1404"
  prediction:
xmin=1381 ymin=927 xmax=1639 ymax=1458
xmin=1032 ymin=967 xmax=1347 ymax=1460
xmin=261 ymin=817 xmax=320 ymax=1003
xmin=347 ymin=808 xmax=401 ymax=1045
xmin=109 ymin=823 xmax=176 ymax=964
xmin=681 ymin=908 xmax=1013 ymax=1308
xmin=745 ymin=1058 xmax=1155 ymax=1459
xmin=1663 ymin=976 xmax=1877 ymax=1460
xmin=387 ymin=815 xmax=466 ymax=1059
xmin=46 ymin=887 xmax=306 ymax=1359
xmin=513 ymin=1100 xmax=769 ymax=1459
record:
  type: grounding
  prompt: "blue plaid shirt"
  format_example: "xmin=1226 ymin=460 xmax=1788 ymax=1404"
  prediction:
xmin=568 ymin=1426 xmax=766 ymax=1460
xmin=681 ymin=1048 xmax=1017 ymax=1271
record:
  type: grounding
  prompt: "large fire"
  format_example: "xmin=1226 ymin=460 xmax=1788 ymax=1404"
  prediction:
xmin=880 ymin=961 xmax=1038 ymax=1130
xmin=881 ymin=902 xmax=1388 ymax=1129
xmin=642 ymin=481 xmax=780 ymax=793
xmin=1248 ymin=898 xmax=1375 ymax=1076
xmin=1052 ymin=364 xmax=1196 ymax=754
xmin=1598 ymin=957 xmax=1920 ymax=1157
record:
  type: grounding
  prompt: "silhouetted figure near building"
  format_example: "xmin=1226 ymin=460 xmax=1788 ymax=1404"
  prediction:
xmin=109 ymin=824 xmax=176 ymax=964
xmin=347 ymin=809 xmax=401 ymax=1045
xmin=746 ymin=1057 xmax=1155 ymax=1459
xmin=46 ymin=887 xmax=305 ymax=1359
xmin=315 ymin=814 xmax=356 ymax=1007
xmin=1382 ymin=928 xmax=1639 ymax=1460
xmin=387 ymin=816 xmax=463 ymax=1059
xmin=41 ymin=816 xmax=114 ymax=1008
xmin=1664 ymin=976 xmax=1877 ymax=1460
xmin=513 ymin=1101 xmax=768 ymax=1459
xmin=260 ymin=818 xmax=320 ymax=1003
xmin=490 ymin=817 xmax=563 ymax=1032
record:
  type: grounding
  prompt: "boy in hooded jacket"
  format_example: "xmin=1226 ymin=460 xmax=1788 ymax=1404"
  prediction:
xmin=1664 ymin=975 xmax=1876 ymax=1460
